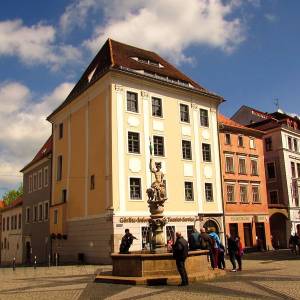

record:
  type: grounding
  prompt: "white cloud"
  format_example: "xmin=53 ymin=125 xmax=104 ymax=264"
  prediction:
xmin=0 ymin=19 xmax=82 ymax=70
xmin=265 ymin=13 xmax=277 ymax=23
xmin=0 ymin=81 xmax=74 ymax=196
xmin=61 ymin=0 xmax=246 ymax=64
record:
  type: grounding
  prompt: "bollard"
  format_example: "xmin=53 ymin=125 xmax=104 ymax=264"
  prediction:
xmin=34 ymin=256 xmax=37 ymax=269
xmin=55 ymin=252 xmax=58 ymax=267
xmin=12 ymin=257 xmax=16 ymax=271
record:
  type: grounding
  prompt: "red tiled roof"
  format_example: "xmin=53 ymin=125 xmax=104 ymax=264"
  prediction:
xmin=0 ymin=200 xmax=4 ymax=209
xmin=20 ymin=135 xmax=52 ymax=172
xmin=1 ymin=196 xmax=23 ymax=212
xmin=218 ymin=114 xmax=264 ymax=135
xmin=48 ymin=38 xmax=223 ymax=120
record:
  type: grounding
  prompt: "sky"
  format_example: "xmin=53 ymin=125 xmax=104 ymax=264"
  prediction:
xmin=0 ymin=0 xmax=299 ymax=197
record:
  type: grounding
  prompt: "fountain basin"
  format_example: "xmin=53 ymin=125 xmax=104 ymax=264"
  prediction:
xmin=95 ymin=250 xmax=225 ymax=285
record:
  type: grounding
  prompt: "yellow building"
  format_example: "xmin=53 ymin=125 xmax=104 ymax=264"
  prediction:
xmin=47 ymin=39 xmax=224 ymax=264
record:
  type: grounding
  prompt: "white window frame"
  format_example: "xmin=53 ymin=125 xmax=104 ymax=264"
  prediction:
xmin=238 ymin=156 xmax=247 ymax=174
xmin=205 ymin=182 xmax=214 ymax=202
xmin=33 ymin=173 xmax=38 ymax=191
xmin=54 ymin=209 xmax=58 ymax=225
xmin=44 ymin=201 xmax=49 ymax=221
xmin=239 ymin=183 xmax=248 ymax=203
xmin=184 ymin=181 xmax=194 ymax=202
xmin=38 ymin=203 xmax=43 ymax=222
xmin=25 ymin=207 xmax=30 ymax=224
xmin=225 ymin=154 xmax=235 ymax=173
xmin=38 ymin=169 xmax=43 ymax=190
xmin=44 ymin=167 xmax=49 ymax=187
xmin=249 ymin=137 xmax=256 ymax=149
xmin=252 ymin=184 xmax=260 ymax=203
xmin=251 ymin=158 xmax=259 ymax=176
xmin=126 ymin=90 xmax=140 ymax=114
xmin=226 ymin=183 xmax=235 ymax=202
xmin=33 ymin=205 xmax=38 ymax=222
xmin=128 ymin=177 xmax=143 ymax=201
xmin=29 ymin=175 xmax=33 ymax=193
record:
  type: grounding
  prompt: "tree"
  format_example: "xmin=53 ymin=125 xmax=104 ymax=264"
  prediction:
xmin=2 ymin=184 xmax=23 ymax=206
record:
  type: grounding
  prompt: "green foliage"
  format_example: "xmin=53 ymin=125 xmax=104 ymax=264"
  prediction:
xmin=2 ymin=184 xmax=23 ymax=206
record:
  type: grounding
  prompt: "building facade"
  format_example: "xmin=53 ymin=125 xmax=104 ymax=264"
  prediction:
xmin=232 ymin=106 xmax=300 ymax=247
xmin=20 ymin=137 xmax=52 ymax=264
xmin=219 ymin=115 xmax=272 ymax=251
xmin=0 ymin=197 xmax=23 ymax=265
xmin=47 ymin=39 xmax=225 ymax=264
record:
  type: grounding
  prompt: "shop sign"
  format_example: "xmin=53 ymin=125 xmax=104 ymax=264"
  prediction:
xmin=226 ymin=216 xmax=252 ymax=223
xmin=119 ymin=216 xmax=196 ymax=223
xmin=256 ymin=215 xmax=268 ymax=222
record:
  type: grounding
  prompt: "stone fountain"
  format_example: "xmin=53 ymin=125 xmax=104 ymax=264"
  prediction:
xmin=95 ymin=147 xmax=225 ymax=285
xmin=146 ymin=158 xmax=168 ymax=250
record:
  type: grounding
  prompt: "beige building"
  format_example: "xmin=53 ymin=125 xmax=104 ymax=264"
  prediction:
xmin=47 ymin=39 xmax=224 ymax=264
xmin=1 ymin=197 xmax=23 ymax=265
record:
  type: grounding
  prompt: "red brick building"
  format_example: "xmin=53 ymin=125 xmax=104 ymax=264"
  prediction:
xmin=219 ymin=115 xmax=272 ymax=250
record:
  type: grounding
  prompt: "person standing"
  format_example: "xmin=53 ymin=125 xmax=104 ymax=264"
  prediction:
xmin=227 ymin=234 xmax=238 ymax=272
xmin=189 ymin=227 xmax=201 ymax=250
xmin=209 ymin=228 xmax=220 ymax=269
xmin=173 ymin=232 xmax=189 ymax=286
xmin=119 ymin=229 xmax=137 ymax=254
xmin=235 ymin=236 xmax=244 ymax=271
xmin=200 ymin=227 xmax=215 ymax=269
xmin=218 ymin=243 xmax=226 ymax=270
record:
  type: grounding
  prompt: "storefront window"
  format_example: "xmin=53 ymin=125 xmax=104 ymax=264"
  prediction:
xmin=141 ymin=226 xmax=151 ymax=250
xmin=243 ymin=223 xmax=253 ymax=247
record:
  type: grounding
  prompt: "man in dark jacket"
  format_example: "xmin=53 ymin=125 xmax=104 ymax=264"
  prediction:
xmin=173 ymin=232 xmax=189 ymax=286
xmin=200 ymin=227 xmax=215 ymax=269
xmin=119 ymin=229 xmax=137 ymax=253
xmin=189 ymin=227 xmax=201 ymax=250
xmin=227 ymin=234 xmax=238 ymax=272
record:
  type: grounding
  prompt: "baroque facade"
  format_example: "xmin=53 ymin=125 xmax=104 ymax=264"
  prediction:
xmin=20 ymin=136 xmax=52 ymax=264
xmin=0 ymin=197 xmax=23 ymax=264
xmin=218 ymin=115 xmax=272 ymax=251
xmin=47 ymin=39 xmax=225 ymax=264
xmin=232 ymin=106 xmax=300 ymax=247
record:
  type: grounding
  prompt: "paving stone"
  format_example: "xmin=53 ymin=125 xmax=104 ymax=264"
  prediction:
xmin=0 ymin=250 xmax=299 ymax=300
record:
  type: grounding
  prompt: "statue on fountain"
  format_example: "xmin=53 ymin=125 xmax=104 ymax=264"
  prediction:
xmin=146 ymin=157 xmax=167 ymax=250
xmin=147 ymin=158 xmax=167 ymax=203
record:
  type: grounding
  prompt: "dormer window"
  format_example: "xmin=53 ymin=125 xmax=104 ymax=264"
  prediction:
xmin=131 ymin=57 xmax=164 ymax=68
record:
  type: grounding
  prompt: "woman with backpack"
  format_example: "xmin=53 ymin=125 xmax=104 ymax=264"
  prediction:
xmin=209 ymin=228 xmax=221 ymax=269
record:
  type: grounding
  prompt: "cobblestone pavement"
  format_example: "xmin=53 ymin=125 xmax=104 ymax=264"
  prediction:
xmin=0 ymin=250 xmax=300 ymax=300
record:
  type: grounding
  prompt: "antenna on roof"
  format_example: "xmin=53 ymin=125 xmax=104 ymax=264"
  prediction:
xmin=274 ymin=98 xmax=280 ymax=111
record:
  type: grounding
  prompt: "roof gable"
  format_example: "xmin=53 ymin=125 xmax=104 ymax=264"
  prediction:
xmin=20 ymin=136 xmax=52 ymax=172
xmin=47 ymin=38 xmax=222 ymax=120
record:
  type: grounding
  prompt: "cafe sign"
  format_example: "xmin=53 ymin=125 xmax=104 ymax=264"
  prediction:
xmin=119 ymin=216 xmax=196 ymax=223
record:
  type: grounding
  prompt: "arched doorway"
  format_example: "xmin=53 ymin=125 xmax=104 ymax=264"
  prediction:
xmin=203 ymin=219 xmax=220 ymax=235
xmin=269 ymin=213 xmax=287 ymax=249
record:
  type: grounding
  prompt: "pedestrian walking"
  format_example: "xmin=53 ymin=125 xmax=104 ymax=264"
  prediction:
xmin=209 ymin=228 xmax=221 ymax=269
xmin=119 ymin=229 xmax=137 ymax=254
xmin=235 ymin=236 xmax=244 ymax=271
xmin=227 ymin=234 xmax=238 ymax=272
xmin=218 ymin=243 xmax=226 ymax=270
xmin=173 ymin=232 xmax=189 ymax=286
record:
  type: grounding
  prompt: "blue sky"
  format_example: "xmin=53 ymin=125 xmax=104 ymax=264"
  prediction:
xmin=0 ymin=0 xmax=299 ymax=197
